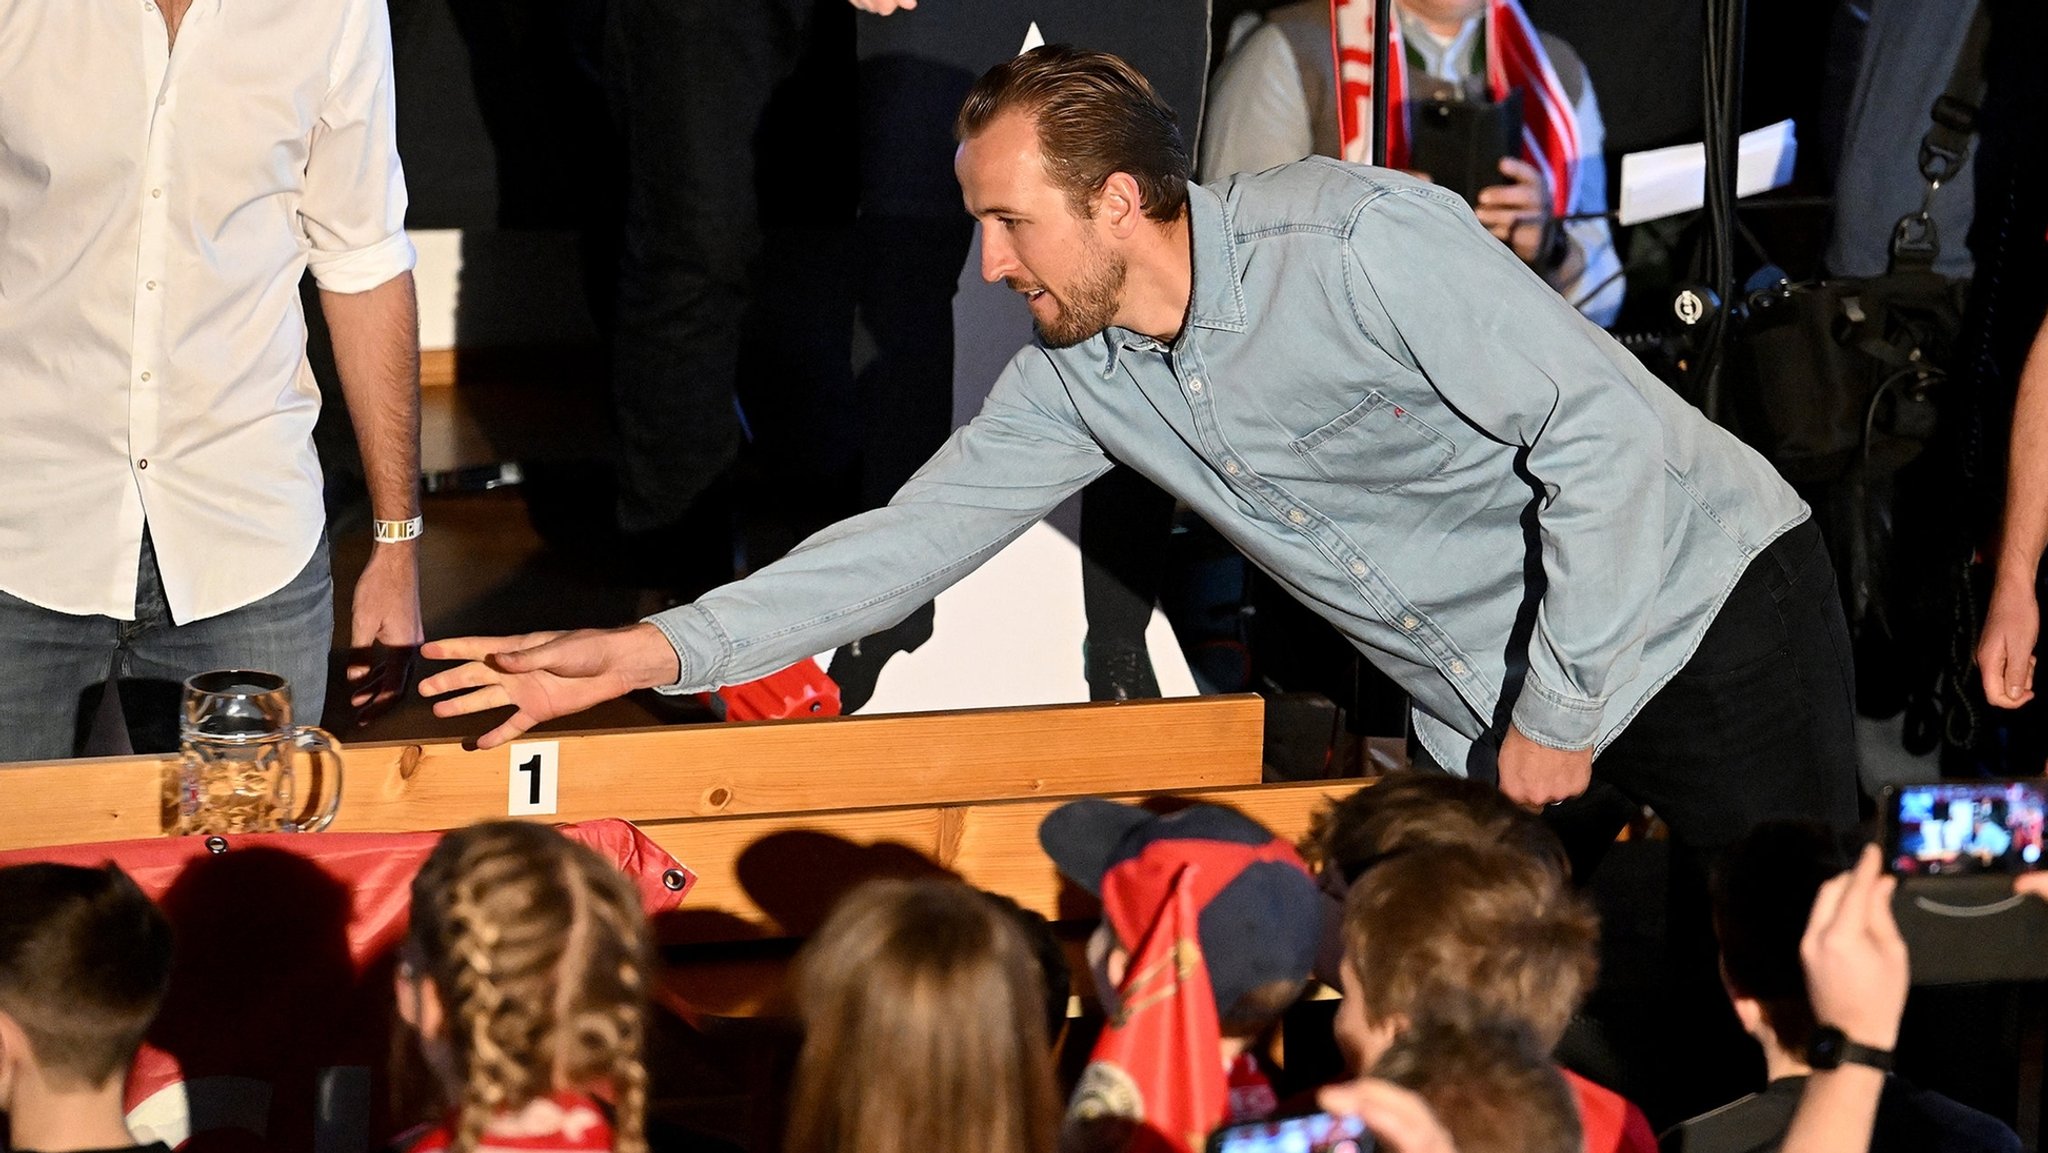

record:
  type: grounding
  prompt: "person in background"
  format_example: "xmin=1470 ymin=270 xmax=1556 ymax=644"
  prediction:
xmin=1199 ymin=0 xmax=1625 ymax=326
xmin=1777 ymin=847 xmax=1911 ymax=1153
xmin=0 ymin=863 xmax=174 ymax=1153
xmin=1372 ymin=1020 xmax=1582 ymax=1153
xmin=392 ymin=822 xmax=653 ymax=1153
xmin=0 ymin=0 xmax=423 ymax=759
xmin=1663 ymin=823 xmax=2015 ymax=1153
xmin=1305 ymin=777 xmax=1655 ymax=1153
xmin=1039 ymin=800 xmax=1324 ymax=1148
xmin=785 ymin=878 xmax=1060 ymax=1153
xmin=1979 ymin=314 xmax=2048 ymax=714
xmin=1332 ymin=835 xmax=1659 ymax=1153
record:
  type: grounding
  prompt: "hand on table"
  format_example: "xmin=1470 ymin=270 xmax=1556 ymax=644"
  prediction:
xmin=1476 ymin=157 xmax=1553 ymax=266
xmin=1497 ymin=725 xmax=1592 ymax=810
xmin=1977 ymin=580 xmax=2039 ymax=709
xmin=1317 ymin=1078 xmax=1459 ymax=1153
xmin=346 ymin=541 xmax=423 ymax=728
xmin=418 ymin=623 xmax=681 ymax=749
xmin=1802 ymin=844 xmax=1909 ymax=1052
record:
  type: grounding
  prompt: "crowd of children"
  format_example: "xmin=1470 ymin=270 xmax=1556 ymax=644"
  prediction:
xmin=0 ymin=780 xmax=1950 ymax=1153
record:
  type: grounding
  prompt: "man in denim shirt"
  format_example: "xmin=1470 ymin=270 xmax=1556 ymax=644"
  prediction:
xmin=424 ymin=46 xmax=1860 ymax=851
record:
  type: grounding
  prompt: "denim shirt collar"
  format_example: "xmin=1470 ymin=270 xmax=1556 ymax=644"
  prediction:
xmin=1099 ymin=182 xmax=1247 ymax=377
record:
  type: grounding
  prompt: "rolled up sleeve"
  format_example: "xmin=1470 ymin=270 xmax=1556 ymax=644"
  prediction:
xmin=646 ymin=349 xmax=1114 ymax=694
xmin=301 ymin=0 xmax=415 ymax=293
xmin=1345 ymin=187 xmax=1666 ymax=751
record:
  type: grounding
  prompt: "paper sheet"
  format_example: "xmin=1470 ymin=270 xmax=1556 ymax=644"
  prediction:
xmin=1617 ymin=119 xmax=1799 ymax=227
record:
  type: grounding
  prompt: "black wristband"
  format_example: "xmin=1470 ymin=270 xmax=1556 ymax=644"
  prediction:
xmin=1806 ymin=1025 xmax=1895 ymax=1073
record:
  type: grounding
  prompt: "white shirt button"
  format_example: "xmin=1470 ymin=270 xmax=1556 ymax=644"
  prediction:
xmin=1450 ymin=659 xmax=1467 ymax=675
xmin=1188 ymin=378 xmax=1204 ymax=394
xmin=138 ymin=459 xmax=150 ymax=470
xmin=139 ymin=371 xmax=151 ymax=382
xmin=1224 ymin=460 xmax=1241 ymax=476
xmin=1287 ymin=508 xmax=1307 ymax=525
xmin=151 ymin=188 xmax=163 ymax=198
xmin=145 ymin=280 xmax=157 ymax=290
xmin=1401 ymin=615 xmax=1418 ymax=630
xmin=158 ymin=96 xmax=168 ymax=107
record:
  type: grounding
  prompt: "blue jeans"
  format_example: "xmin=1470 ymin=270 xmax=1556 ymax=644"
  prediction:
xmin=0 ymin=529 xmax=333 ymax=761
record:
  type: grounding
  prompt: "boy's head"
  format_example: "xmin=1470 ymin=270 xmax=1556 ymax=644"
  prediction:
xmin=1305 ymin=775 xmax=1570 ymax=885
xmin=1335 ymin=840 xmax=1597 ymax=1071
xmin=1039 ymin=800 xmax=1321 ymax=1036
xmin=1371 ymin=1019 xmax=1582 ymax=1153
xmin=1710 ymin=820 xmax=1850 ymax=1058
xmin=0 ymin=863 xmax=174 ymax=1099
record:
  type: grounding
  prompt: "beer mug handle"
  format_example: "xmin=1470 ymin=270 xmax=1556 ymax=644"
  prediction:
xmin=290 ymin=726 xmax=345 ymax=833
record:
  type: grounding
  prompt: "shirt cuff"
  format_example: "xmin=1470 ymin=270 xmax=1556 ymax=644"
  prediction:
xmin=1509 ymin=675 xmax=1605 ymax=752
xmin=643 ymin=602 xmax=727 ymax=696
xmin=307 ymin=230 xmax=417 ymax=294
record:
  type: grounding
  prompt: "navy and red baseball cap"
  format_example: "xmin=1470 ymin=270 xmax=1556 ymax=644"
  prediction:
xmin=1038 ymin=799 xmax=1322 ymax=1024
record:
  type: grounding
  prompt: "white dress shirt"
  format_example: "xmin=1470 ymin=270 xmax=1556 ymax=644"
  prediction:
xmin=0 ymin=0 xmax=415 ymax=623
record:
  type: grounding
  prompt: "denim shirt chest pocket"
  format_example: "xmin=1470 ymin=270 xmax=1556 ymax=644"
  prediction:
xmin=1287 ymin=390 xmax=1456 ymax=492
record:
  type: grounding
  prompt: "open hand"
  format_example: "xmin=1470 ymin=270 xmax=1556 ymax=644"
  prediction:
xmin=418 ymin=624 xmax=681 ymax=749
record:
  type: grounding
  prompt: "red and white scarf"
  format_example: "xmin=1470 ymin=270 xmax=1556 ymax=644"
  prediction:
xmin=1330 ymin=0 xmax=1582 ymax=211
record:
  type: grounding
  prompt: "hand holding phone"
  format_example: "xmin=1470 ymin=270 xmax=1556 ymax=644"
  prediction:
xmin=1210 ymin=1110 xmax=1372 ymax=1153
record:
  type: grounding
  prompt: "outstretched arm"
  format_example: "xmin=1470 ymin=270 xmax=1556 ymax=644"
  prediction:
xmin=421 ymin=351 xmax=1112 ymax=747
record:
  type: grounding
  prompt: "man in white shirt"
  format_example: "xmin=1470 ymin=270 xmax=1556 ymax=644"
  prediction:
xmin=0 ymin=0 xmax=423 ymax=760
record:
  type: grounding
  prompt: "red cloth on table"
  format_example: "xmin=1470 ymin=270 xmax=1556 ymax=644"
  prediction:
xmin=0 ymin=821 xmax=693 ymax=1153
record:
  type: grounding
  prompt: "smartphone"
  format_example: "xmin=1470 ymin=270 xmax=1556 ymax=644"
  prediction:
xmin=1407 ymin=89 xmax=1523 ymax=207
xmin=1208 ymin=1112 xmax=1373 ymax=1153
xmin=1885 ymin=779 xmax=2048 ymax=877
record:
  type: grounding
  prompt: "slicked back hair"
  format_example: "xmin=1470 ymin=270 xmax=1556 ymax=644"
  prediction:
xmin=0 ymin=863 xmax=172 ymax=1088
xmin=956 ymin=44 xmax=1190 ymax=224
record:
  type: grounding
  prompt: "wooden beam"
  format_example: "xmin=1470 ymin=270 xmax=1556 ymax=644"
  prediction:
xmin=0 ymin=696 xmax=1263 ymax=852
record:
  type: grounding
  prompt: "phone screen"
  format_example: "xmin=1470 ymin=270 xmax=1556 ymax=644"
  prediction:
xmin=1208 ymin=1113 xmax=1373 ymax=1153
xmin=1888 ymin=780 xmax=2048 ymax=876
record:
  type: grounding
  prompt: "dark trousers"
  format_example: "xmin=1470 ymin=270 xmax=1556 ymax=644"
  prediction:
xmin=603 ymin=0 xmax=812 ymax=532
xmin=1593 ymin=517 xmax=1865 ymax=851
xmin=1552 ymin=518 xmax=1865 ymax=1123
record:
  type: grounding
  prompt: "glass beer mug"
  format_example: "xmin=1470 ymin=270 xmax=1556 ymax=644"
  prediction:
xmin=177 ymin=670 xmax=344 ymax=835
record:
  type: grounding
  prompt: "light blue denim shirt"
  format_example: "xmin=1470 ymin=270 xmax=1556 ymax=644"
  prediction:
xmin=649 ymin=158 xmax=1806 ymax=778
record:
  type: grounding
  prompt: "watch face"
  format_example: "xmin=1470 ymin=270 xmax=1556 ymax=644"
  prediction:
xmin=1808 ymin=1027 xmax=1845 ymax=1068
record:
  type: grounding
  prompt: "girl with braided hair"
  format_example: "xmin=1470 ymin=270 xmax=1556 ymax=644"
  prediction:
xmin=393 ymin=821 xmax=653 ymax=1153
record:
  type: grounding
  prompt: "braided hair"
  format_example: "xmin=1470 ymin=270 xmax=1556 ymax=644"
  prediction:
xmin=404 ymin=822 xmax=652 ymax=1153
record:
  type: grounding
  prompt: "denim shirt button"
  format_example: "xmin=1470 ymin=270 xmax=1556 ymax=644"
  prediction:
xmin=1287 ymin=508 xmax=1307 ymax=525
xmin=1349 ymin=560 xmax=1368 ymax=577
xmin=1224 ymin=459 xmax=1241 ymax=476
xmin=1450 ymin=659 xmax=1467 ymax=675
xmin=1401 ymin=615 xmax=1418 ymax=630
xmin=1188 ymin=378 xmax=1204 ymax=393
